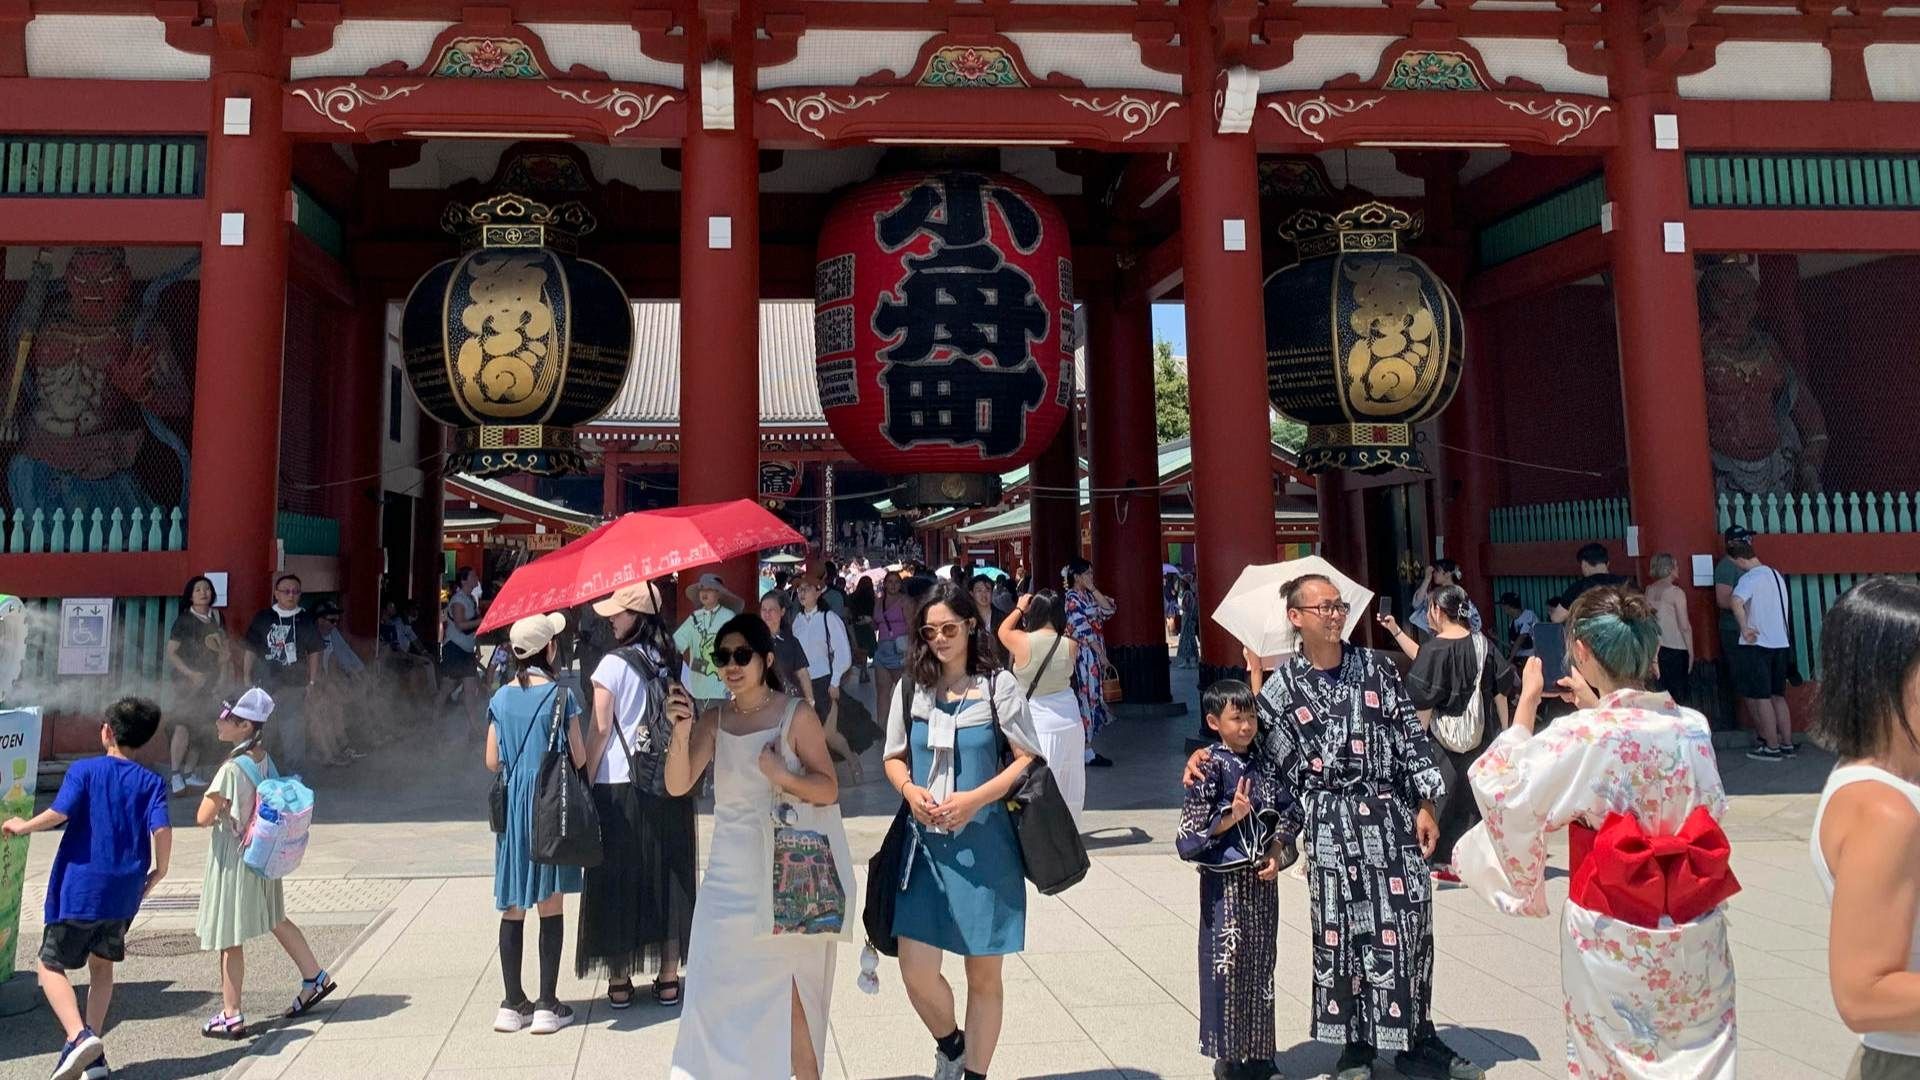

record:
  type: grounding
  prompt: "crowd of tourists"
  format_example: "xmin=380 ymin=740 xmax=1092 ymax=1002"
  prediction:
xmin=15 ymin=526 xmax=1920 ymax=1080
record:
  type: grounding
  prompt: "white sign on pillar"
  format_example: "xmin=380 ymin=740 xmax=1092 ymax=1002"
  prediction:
xmin=223 ymin=97 xmax=253 ymax=136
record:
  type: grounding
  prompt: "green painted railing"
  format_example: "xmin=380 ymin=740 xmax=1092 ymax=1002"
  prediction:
xmin=1719 ymin=490 xmax=1920 ymax=535
xmin=1688 ymin=152 xmax=1920 ymax=210
xmin=1475 ymin=174 xmax=1604 ymax=269
xmin=1780 ymin=572 xmax=1920 ymax=682
xmin=1490 ymin=575 xmax=1577 ymax=638
xmin=0 ymin=136 xmax=205 ymax=197
xmin=1 ymin=506 xmax=185 ymax=554
xmin=276 ymin=511 xmax=340 ymax=557
xmin=1489 ymin=498 xmax=1630 ymax=544
xmin=12 ymin=595 xmax=178 ymax=688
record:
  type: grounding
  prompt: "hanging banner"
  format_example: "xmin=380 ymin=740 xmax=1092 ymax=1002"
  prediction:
xmin=0 ymin=706 xmax=44 ymax=982
xmin=58 ymin=599 xmax=113 ymax=676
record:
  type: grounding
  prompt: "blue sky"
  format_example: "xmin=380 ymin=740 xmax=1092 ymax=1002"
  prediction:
xmin=1151 ymin=303 xmax=1186 ymax=355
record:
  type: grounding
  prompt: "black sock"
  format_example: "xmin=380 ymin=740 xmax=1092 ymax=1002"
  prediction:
xmin=499 ymin=917 xmax=526 ymax=1006
xmin=537 ymin=913 xmax=564 ymax=1005
xmin=935 ymin=1029 xmax=965 ymax=1060
xmin=963 ymin=1071 xmax=987 ymax=1080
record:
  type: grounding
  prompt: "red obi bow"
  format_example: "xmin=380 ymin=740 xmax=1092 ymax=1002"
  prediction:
xmin=1567 ymin=807 xmax=1740 ymax=928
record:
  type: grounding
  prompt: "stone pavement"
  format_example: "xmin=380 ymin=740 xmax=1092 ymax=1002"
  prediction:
xmin=8 ymin=668 xmax=1857 ymax=1079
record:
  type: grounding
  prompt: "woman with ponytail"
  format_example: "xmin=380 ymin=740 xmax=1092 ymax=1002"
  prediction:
xmin=1380 ymin=585 xmax=1513 ymax=883
xmin=1454 ymin=585 xmax=1739 ymax=1079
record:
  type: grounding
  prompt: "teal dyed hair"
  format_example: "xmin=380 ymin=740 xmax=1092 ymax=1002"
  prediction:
xmin=1567 ymin=586 xmax=1660 ymax=684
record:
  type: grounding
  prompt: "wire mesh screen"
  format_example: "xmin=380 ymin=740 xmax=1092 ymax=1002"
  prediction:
xmin=1482 ymin=277 xmax=1629 ymax=507
xmin=0 ymin=246 xmax=198 ymax=536
xmin=1700 ymin=253 xmax=1920 ymax=502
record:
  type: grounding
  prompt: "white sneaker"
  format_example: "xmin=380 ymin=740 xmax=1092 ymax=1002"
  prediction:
xmin=493 ymin=1004 xmax=531 ymax=1033
xmin=169 ymin=773 xmax=186 ymax=796
xmin=185 ymin=772 xmax=208 ymax=787
xmin=529 ymin=1003 xmax=573 ymax=1035
xmin=932 ymin=1044 xmax=966 ymax=1080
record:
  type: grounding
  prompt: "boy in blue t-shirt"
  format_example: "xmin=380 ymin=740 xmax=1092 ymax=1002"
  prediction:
xmin=2 ymin=697 xmax=171 ymax=1080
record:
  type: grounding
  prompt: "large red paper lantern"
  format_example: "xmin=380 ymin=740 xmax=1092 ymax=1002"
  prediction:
xmin=815 ymin=171 xmax=1074 ymax=506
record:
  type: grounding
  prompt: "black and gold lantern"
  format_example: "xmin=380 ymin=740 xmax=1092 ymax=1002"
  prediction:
xmin=1263 ymin=202 xmax=1462 ymax=474
xmin=400 ymin=194 xmax=633 ymax=476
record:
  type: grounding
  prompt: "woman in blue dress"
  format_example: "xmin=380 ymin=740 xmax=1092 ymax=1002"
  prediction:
xmin=485 ymin=613 xmax=586 ymax=1037
xmin=882 ymin=581 xmax=1042 ymax=1080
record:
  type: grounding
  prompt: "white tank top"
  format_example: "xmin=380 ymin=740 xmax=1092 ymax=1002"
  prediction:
xmin=1811 ymin=763 xmax=1920 ymax=1058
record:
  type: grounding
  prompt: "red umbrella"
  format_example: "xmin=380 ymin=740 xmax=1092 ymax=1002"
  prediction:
xmin=478 ymin=499 xmax=803 ymax=633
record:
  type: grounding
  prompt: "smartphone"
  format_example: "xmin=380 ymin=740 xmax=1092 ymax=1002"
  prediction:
xmin=1376 ymin=596 xmax=1392 ymax=617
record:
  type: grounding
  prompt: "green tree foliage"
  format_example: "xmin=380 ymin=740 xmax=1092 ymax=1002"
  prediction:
xmin=1153 ymin=340 xmax=1189 ymax=443
xmin=1270 ymin=414 xmax=1307 ymax=452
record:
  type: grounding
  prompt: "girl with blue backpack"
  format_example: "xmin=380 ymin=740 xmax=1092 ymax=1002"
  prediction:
xmin=195 ymin=688 xmax=336 ymax=1039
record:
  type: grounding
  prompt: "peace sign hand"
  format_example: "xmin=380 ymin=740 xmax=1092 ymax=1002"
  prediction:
xmin=1226 ymin=777 xmax=1253 ymax=826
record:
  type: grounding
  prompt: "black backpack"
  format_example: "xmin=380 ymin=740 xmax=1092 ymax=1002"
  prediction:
xmin=611 ymin=645 xmax=674 ymax=795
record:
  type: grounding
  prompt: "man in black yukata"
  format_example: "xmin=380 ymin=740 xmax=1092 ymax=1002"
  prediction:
xmin=1189 ymin=574 xmax=1484 ymax=1080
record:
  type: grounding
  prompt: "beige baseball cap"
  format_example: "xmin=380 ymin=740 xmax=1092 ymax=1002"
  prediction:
xmin=509 ymin=612 xmax=567 ymax=659
xmin=591 ymin=581 xmax=663 ymax=618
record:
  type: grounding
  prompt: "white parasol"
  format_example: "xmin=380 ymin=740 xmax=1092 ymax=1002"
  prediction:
xmin=1210 ymin=556 xmax=1374 ymax=659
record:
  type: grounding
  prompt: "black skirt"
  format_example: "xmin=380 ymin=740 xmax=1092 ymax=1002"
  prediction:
xmin=575 ymin=781 xmax=697 ymax=980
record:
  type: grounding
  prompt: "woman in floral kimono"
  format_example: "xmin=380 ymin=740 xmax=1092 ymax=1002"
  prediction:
xmin=1063 ymin=557 xmax=1116 ymax=765
xmin=1455 ymin=585 xmax=1740 ymax=1080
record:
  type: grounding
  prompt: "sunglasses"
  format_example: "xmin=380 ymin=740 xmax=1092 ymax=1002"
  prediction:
xmin=710 ymin=645 xmax=759 ymax=669
xmin=918 ymin=621 xmax=969 ymax=642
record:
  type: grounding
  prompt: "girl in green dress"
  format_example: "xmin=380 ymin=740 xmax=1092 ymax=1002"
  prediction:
xmin=195 ymin=688 xmax=335 ymax=1039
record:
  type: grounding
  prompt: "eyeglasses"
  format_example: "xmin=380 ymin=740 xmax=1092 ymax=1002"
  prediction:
xmin=1291 ymin=601 xmax=1352 ymax=619
xmin=918 ymin=621 xmax=969 ymax=642
xmin=710 ymin=645 xmax=759 ymax=669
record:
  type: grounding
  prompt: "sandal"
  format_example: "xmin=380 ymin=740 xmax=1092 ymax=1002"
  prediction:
xmin=286 ymin=969 xmax=338 ymax=1018
xmin=652 ymin=979 xmax=682 ymax=1006
xmin=201 ymin=1011 xmax=246 ymax=1040
xmin=607 ymin=981 xmax=635 ymax=1010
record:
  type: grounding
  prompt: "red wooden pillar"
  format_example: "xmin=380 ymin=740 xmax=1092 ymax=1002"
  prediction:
xmin=1408 ymin=153 xmax=1495 ymax=612
xmin=1086 ymin=278 xmax=1170 ymax=703
xmin=1028 ymin=398 xmax=1080 ymax=598
xmin=334 ymin=287 xmax=387 ymax=639
xmin=1441 ymin=310 xmax=1498 ymax=611
xmin=412 ymin=418 xmax=446 ymax=645
xmin=187 ymin=9 xmax=291 ymax=628
xmin=1180 ymin=9 xmax=1276 ymax=673
xmin=601 ymin=454 xmax=621 ymax=518
xmin=1603 ymin=5 xmax=1719 ymax=644
xmin=679 ymin=27 xmax=760 ymax=596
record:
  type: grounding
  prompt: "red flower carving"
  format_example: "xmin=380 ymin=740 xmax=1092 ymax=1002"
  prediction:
xmin=952 ymin=48 xmax=990 ymax=81
xmin=469 ymin=39 xmax=509 ymax=73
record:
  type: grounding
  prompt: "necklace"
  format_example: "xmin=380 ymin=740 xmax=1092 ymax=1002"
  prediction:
xmin=733 ymin=690 xmax=777 ymax=714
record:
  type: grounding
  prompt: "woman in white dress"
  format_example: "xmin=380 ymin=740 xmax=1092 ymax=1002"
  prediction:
xmin=1454 ymin=585 xmax=1740 ymax=1079
xmin=664 ymin=612 xmax=854 ymax=1080
xmin=998 ymin=587 xmax=1085 ymax=830
xmin=1809 ymin=578 xmax=1920 ymax=1079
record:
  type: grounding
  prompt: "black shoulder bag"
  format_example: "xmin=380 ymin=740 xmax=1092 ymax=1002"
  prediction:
xmin=1770 ymin=569 xmax=1806 ymax=687
xmin=987 ymin=670 xmax=1090 ymax=896
xmin=863 ymin=684 xmax=914 ymax=957
xmin=488 ymin=689 xmax=553 ymax=833
xmin=532 ymin=686 xmax=604 ymax=868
